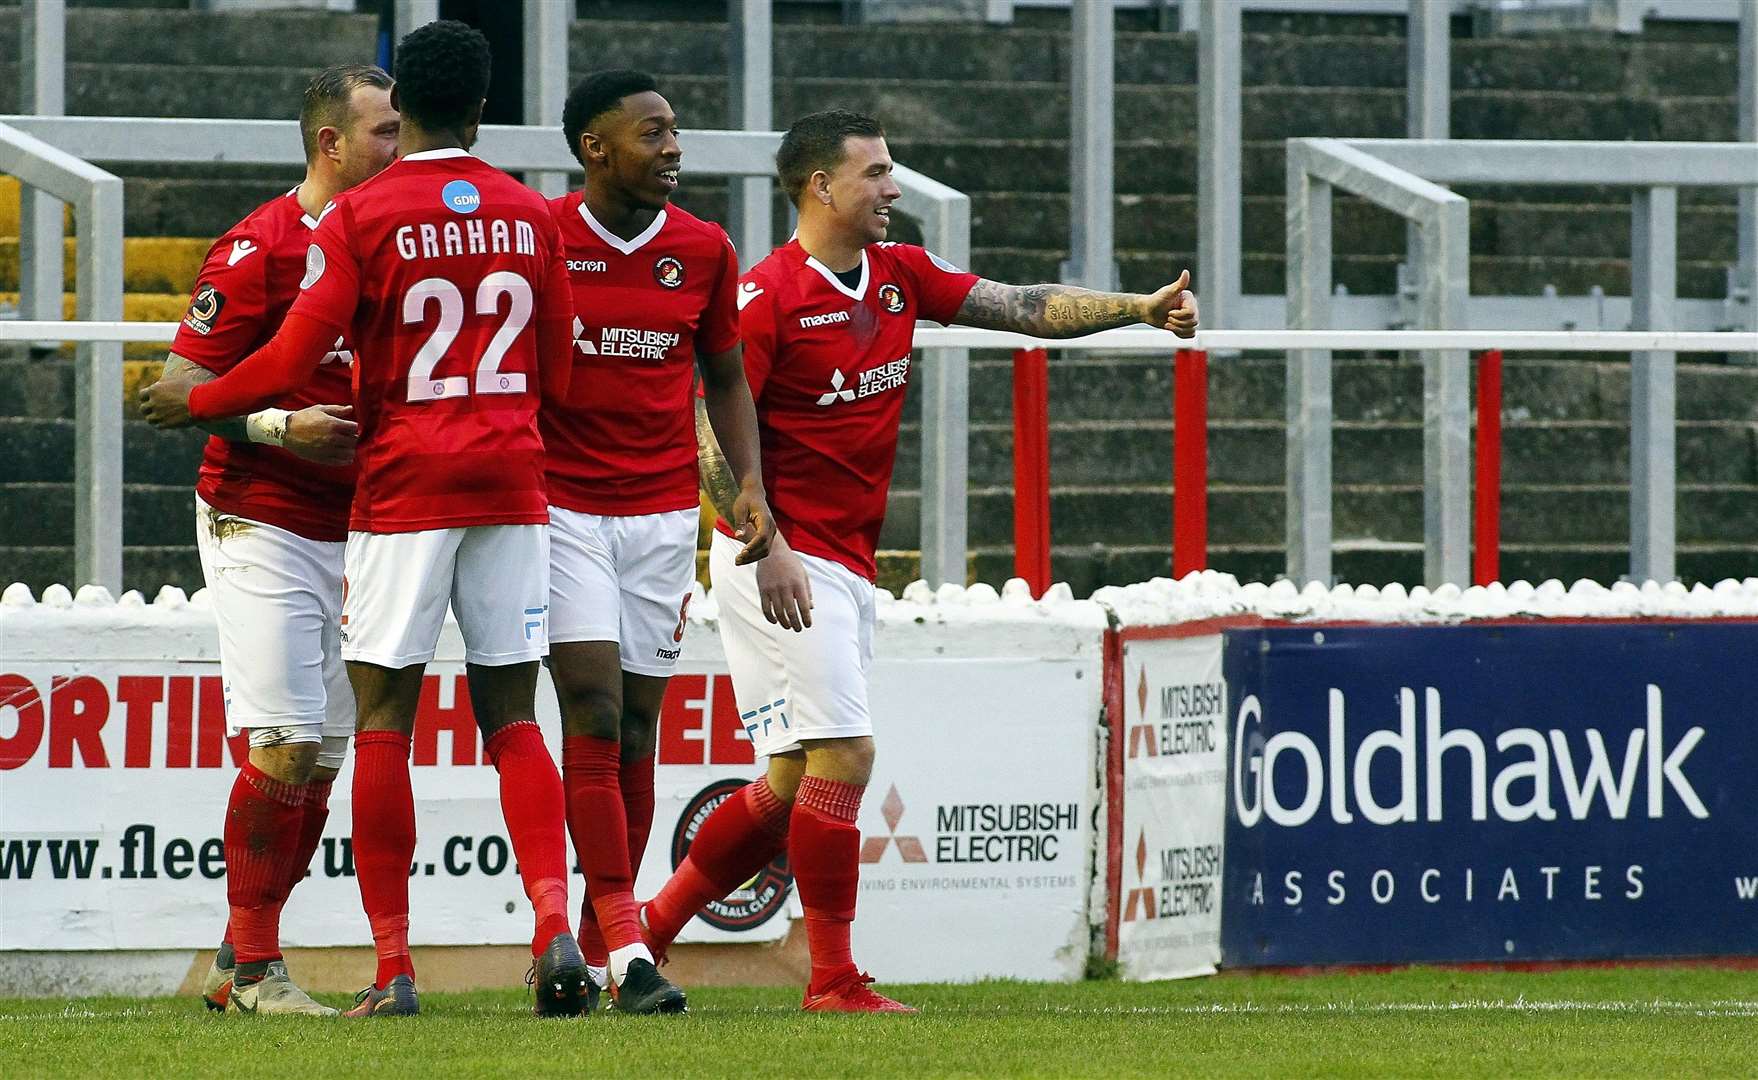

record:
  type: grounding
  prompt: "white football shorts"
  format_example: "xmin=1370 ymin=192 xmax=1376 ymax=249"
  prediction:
xmin=194 ymin=496 xmax=352 ymax=744
xmin=341 ymin=524 xmax=549 ymax=668
xmin=549 ymin=506 xmax=699 ymax=677
xmin=708 ymin=529 xmax=875 ymax=758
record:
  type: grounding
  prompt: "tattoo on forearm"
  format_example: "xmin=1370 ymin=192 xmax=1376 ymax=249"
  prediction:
xmin=954 ymin=279 xmax=1142 ymax=338
xmin=162 ymin=354 xmax=249 ymax=441
xmin=694 ymin=398 xmax=740 ymax=521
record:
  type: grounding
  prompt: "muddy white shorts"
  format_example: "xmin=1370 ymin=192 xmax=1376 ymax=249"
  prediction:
xmin=340 ymin=524 xmax=549 ymax=668
xmin=549 ymin=506 xmax=699 ymax=677
xmin=708 ymin=529 xmax=875 ymax=758
xmin=194 ymin=496 xmax=352 ymax=746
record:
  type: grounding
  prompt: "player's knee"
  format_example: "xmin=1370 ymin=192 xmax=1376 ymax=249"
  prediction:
xmin=556 ymin=683 xmax=621 ymax=740
xmin=314 ymin=734 xmax=350 ymax=774
xmin=247 ymin=725 xmax=324 ymax=783
xmin=804 ymin=736 xmax=875 ymax=786
xmin=765 ymin=751 xmax=808 ymax=802
xmin=619 ymin=710 xmax=658 ymax=761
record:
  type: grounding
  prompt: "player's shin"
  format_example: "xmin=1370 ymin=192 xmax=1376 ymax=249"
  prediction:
xmin=485 ymin=721 xmax=573 ymax=955
xmin=351 ymin=731 xmax=417 ymax=988
xmin=622 ymin=749 xmax=657 ymax=880
xmin=790 ymin=776 xmax=865 ymax=994
xmin=644 ymin=776 xmax=791 ymax=950
xmin=223 ymin=761 xmax=309 ymax=979
xmin=560 ymin=734 xmax=648 ymax=979
xmin=286 ymin=777 xmax=333 ymax=897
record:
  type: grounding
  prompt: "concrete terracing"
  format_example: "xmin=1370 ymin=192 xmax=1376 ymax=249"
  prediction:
xmin=0 ymin=3 xmax=1749 ymax=593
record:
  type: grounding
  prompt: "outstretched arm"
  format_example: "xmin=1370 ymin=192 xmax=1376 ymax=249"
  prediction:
xmin=952 ymin=269 xmax=1198 ymax=339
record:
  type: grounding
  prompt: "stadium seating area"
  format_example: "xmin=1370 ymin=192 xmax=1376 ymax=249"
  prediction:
xmin=0 ymin=0 xmax=1749 ymax=593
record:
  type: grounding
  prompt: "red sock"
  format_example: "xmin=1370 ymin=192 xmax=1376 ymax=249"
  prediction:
xmin=791 ymin=776 xmax=864 ymax=994
xmin=622 ymin=751 xmax=656 ymax=879
xmin=645 ymin=777 xmax=791 ymax=949
xmin=352 ymin=731 xmax=416 ymax=988
xmin=224 ymin=761 xmax=308 ymax=967
xmin=560 ymin=735 xmax=642 ymax=954
xmin=284 ymin=777 xmax=332 ymax=896
xmin=485 ymin=722 xmax=572 ymax=956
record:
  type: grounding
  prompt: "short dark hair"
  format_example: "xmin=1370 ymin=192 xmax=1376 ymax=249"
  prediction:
xmin=298 ymin=64 xmax=393 ymax=162
xmin=561 ymin=69 xmax=661 ymax=167
xmin=776 ymin=109 xmax=885 ymax=207
xmin=393 ymin=19 xmax=491 ymax=132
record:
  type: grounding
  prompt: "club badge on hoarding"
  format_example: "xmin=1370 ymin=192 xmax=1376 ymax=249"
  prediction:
xmin=671 ymin=779 xmax=791 ymax=931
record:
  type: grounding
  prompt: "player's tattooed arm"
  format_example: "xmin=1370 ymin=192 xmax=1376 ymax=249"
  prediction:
xmin=147 ymin=352 xmax=358 ymax=466
xmin=952 ymin=270 xmax=1198 ymax=339
xmin=697 ymin=346 xmax=776 ymax=564
xmin=695 ymin=396 xmax=741 ymax=523
xmin=155 ymin=354 xmax=249 ymax=441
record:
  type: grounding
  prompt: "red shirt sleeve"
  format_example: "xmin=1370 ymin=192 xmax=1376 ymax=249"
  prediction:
xmin=284 ymin=203 xmax=362 ymax=334
xmin=186 ymin=312 xmax=334 ymax=420
xmin=899 ymin=245 xmax=980 ymax=326
xmin=169 ymin=227 xmax=271 ymax=374
xmin=535 ymin=218 xmax=577 ymax=406
xmin=736 ymin=271 xmax=778 ymax=400
xmin=695 ymin=229 xmax=741 ymax=357
xmin=187 ymin=206 xmax=359 ymax=421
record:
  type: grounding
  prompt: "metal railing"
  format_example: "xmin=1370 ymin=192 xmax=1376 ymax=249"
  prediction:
xmin=0 ymin=123 xmax=124 ymax=594
xmin=1288 ymin=138 xmax=1758 ymax=588
xmin=0 ymin=116 xmax=973 ymax=593
xmin=1196 ymin=0 xmax=1758 ymax=333
xmin=9 ymin=323 xmax=1754 ymax=595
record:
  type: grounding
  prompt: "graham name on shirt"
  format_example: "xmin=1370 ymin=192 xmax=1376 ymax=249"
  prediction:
xmin=394 ymin=218 xmax=538 ymax=262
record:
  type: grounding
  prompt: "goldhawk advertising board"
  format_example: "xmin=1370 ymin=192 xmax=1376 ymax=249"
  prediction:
xmin=1221 ymin=622 xmax=1758 ymax=966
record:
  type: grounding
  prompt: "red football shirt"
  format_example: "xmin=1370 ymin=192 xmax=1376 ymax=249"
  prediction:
xmin=540 ymin=194 xmax=740 ymax=516
xmin=289 ymin=149 xmax=575 ymax=533
xmin=171 ymin=189 xmax=356 ymax=542
xmin=725 ymin=240 xmax=978 ymax=580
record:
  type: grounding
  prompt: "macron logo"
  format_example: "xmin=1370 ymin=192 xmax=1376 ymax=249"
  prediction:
xmin=799 ymin=310 xmax=851 ymax=329
xmin=815 ymin=368 xmax=857 ymax=406
xmin=226 ymin=240 xmax=256 ymax=267
xmin=736 ymin=282 xmax=764 ymax=311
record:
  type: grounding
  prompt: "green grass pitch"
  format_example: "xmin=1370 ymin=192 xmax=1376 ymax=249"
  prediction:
xmin=3 ymin=967 xmax=1755 ymax=1078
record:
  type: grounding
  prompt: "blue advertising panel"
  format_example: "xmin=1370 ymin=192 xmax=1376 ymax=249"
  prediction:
xmin=1220 ymin=622 xmax=1758 ymax=967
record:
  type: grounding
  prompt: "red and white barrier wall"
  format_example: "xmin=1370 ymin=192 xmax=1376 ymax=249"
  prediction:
xmin=11 ymin=569 xmax=1758 ymax=993
xmin=0 ymin=578 xmax=1107 ymax=992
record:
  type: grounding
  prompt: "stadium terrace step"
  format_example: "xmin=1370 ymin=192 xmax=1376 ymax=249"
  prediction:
xmin=1069 ymin=419 xmax=1758 ymax=488
xmin=578 ymin=18 xmax=1739 ymax=99
xmin=965 ymin=193 xmax=1740 ymax=277
xmin=0 ymin=237 xmax=209 ymax=294
xmin=0 ymin=8 xmax=377 ymax=69
xmin=0 ymin=543 xmax=203 ymax=597
xmin=0 ymin=62 xmax=335 ymax=119
xmin=934 ymin=483 xmax=1758 ymax=551
xmin=0 ymin=416 xmax=206 ymax=483
xmin=0 ymin=481 xmax=191 ymax=547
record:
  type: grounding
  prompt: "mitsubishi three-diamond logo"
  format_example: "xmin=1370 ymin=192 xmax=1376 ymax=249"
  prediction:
xmin=1122 ymin=830 xmax=1158 ymax=921
xmin=1128 ymin=667 xmax=1157 ymax=758
xmin=572 ymin=316 xmax=596 ymax=356
xmin=859 ymin=784 xmax=928 ymax=863
xmin=816 ymin=368 xmax=857 ymax=406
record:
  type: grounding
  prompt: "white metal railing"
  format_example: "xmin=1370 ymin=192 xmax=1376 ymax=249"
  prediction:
xmin=9 ymin=323 xmax=1754 ymax=595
